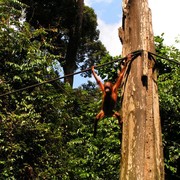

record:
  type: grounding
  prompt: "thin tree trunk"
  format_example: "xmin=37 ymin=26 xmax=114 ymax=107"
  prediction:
xmin=118 ymin=0 xmax=164 ymax=179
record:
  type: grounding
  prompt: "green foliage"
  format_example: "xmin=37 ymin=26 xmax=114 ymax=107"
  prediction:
xmin=95 ymin=54 xmax=122 ymax=83
xmin=0 ymin=1 xmax=65 ymax=178
xmin=62 ymin=88 xmax=121 ymax=180
xmin=19 ymin=0 xmax=108 ymax=82
xmin=0 ymin=0 xmax=121 ymax=179
xmin=155 ymin=34 xmax=180 ymax=179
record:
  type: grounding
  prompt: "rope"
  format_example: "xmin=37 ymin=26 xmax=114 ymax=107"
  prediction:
xmin=0 ymin=50 xmax=142 ymax=97
xmin=0 ymin=49 xmax=178 ymax=97
xmin=149 ymin=52 xmax=180 ymax=65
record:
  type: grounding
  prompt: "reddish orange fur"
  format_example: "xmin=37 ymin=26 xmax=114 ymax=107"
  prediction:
xmin=91 ymin=56 xmax=131 ymax=137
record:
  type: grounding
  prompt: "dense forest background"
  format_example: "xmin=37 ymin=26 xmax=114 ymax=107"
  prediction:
xmin=0 ymin=0 xmax=179 ymax=179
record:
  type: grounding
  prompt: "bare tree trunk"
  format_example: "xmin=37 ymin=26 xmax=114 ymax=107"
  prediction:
xmin=63 ymin=0 xmax=84 ymax=86
xmin=119 ymin=0 xmax=164 ymax=179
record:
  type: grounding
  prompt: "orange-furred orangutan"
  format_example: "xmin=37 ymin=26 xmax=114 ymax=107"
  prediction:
xmin=91 ymin=55 xmax=131 ymax=137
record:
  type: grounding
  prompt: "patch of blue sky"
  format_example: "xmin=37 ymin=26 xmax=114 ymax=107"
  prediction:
xmin=88 ymin=0 xmax=122 ymax=24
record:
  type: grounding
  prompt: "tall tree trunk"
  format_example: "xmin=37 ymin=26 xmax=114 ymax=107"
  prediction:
xmin=63 ymin=0 xmax=84 ymax=87
xmin=118 ymin=0 xmax=164 ymax=179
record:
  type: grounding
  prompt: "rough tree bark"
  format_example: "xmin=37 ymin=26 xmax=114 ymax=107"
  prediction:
xmin=118 ymin=0 xmax=164 ymax=179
